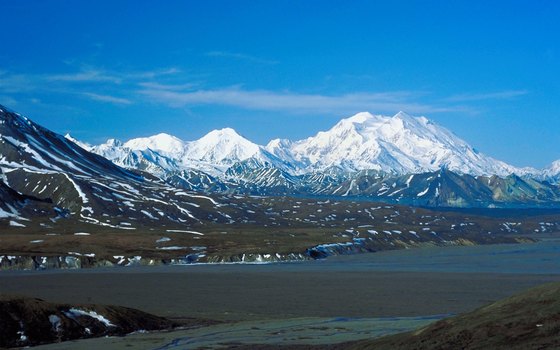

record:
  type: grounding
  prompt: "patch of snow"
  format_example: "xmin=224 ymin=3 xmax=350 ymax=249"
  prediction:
xmin=166 ymin=229 xmax=205 ymax=235
xmin=9 ymin=221 xmax=26 ymax=227
xmin=49 ymin=315 xmax=62 ymax=332
xmin=156 ymin=246 xmax=187 ymax=250
xmin=65 ymin=308 xmax=115 ymax=327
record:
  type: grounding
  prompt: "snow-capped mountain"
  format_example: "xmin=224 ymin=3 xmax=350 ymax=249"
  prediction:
xmin=62 ymin=110 xmax=560 ymax=208
xmin=90 ymin=138 xmax=180 ymax=177
xmin=94 ymin=128 xmax=290 ymax=176
xmin=543 ymin=160 xmax=560 ymax=183
xmin=85 ymin=111 xmax=528 ymax=178
xmin=9 ymin=103 xmax=551 ymax=266
xmin=281 ymin=111 xmax=518 ymax=176
xmin=184 ymin=128 xmax=259 ymax=165
xmin=0 ymin=104 xmax=230 ymax=228
xmin=182 ymin=128 xmax=292 ymax=174
xmin=265 ymin=138 xmax=299 ymax=166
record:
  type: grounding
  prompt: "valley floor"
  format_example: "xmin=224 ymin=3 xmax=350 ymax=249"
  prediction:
xmin=2 ymin=240 xmax=560 ymax=348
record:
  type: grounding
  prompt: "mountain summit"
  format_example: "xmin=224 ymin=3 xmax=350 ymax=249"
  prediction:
xmin=183 ymin=128 xmax=261 ymax=168
xmin=82 ymin=111 xmax=533 ymax=178
xmin=280 ymin=111 xmax=518 ymax=176
xmin=124 ymin=133 xmax=185 ymax=155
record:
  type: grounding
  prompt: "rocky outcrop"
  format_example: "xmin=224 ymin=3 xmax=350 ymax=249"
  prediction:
xmin=0 ymin=296 xmax=177 ymax=348
xmin=305 ymin=238 xmax=375 ymax=259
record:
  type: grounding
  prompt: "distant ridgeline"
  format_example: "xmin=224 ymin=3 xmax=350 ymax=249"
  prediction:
xmin=63 ymin=109 xmax=560 ymax=208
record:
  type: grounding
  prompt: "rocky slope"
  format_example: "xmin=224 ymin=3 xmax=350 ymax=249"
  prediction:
xmin=0 ymin=105 xmax=234 ymax=230
xmin=0 ymin=295 xmax=178 ymax=348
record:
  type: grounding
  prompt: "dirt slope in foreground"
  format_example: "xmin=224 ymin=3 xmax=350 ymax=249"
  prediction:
xmin=347 ymin=281 xmax=560 ymax=350
xmin=0 ymin=295 xmax=180 ymax=348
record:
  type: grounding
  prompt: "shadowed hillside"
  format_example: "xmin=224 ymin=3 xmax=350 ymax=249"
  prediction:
xmin=347 ymin=281 xmax=560 ymax=350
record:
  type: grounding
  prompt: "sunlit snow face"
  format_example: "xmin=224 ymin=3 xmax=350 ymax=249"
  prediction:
xmin=80 ymin=111 xmax=518 ymax=178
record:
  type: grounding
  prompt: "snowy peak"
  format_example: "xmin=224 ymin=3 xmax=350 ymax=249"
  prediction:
xmin=265 ymin=138 xmax=294 ymax=159
xmin=548 ymin=160 xmax=560 ymax=173
xmin=85 ymin=127 xmax=273 ymax=177
xmin=331 ymin=112 xmax=386 ymax=132
xmin=543 ymin=159 xmax=560 ymax=182
xmin=0 ymin=106 xmax=134 ymax=179
xmin=342 ymin=111 xmax=379 ymax=124
xmin=392 ymin=110 xmax=416 ymax=122
xmin=105 ymin=138 xmax=123 ymax=147
xmin=185 ymin=128 xmax=260 ymax=165
xmin=192 ymin=128 xmax=256 ymax=151
xmin=78 ymin=110 xmax=544 ymax=180
xmin=385 ymin=111 xmax=423 ymax=131
xmin=266 ymin=138 xmax=292 ymax=151
xmin=286 ymin=111 xmax=519 ymax=176
xmin=124 ymin=133 xmax=185 ymax=155
xmin=203 ymin=127 xmax=244 ymax=139
xmin=90 ymin=138 xmax=125 ymax=158
xmin=64 ymin=133 xmax=92 ymax=150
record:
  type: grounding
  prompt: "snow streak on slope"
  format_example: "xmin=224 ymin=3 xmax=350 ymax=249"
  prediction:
xmin=0 ymin=105 xmax=230 ymax=228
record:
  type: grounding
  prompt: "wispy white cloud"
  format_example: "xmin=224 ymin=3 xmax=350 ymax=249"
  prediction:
xmin=0 ymin=66 xmax=182 ymax=106
xmin=82 ymin=92 xmax=132 ymax=105
xmin=205 ymin=51 xmax=278 ymax=65
xmin=0 ymin=67 xmax=181 ymax=89
xmin=445 ymin=90 xmax=528 ymax=102
xmin=46 ymin=70 xmax=122 ymax=83
xmin=45 ymin=67 xmax=181 ymax=84
xmin=0 ymin=66 xmax=528 ymax=115
xmin=138 ymin=86 xmax=466 ymax=114
xmin=121 ymin=67 xmax=182 ymax=80
xmin=138 ymin=81 xmax=198 ymax=91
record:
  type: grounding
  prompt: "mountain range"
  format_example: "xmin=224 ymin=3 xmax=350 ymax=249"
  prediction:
xmin=1 ymin=103 xmax=559 ymax=266
xmin=0 ymin=104 xmax=235 ymax=232
xmin=68 ymin=111 xmax=560 ymax=208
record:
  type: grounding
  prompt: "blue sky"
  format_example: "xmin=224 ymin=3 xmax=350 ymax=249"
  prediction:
xmin=0 ymin=0 xmax=559 ymax=168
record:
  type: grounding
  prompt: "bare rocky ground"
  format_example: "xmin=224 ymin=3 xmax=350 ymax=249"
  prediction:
xmin=0 ymin=295 xmax=190 ymax=348
xmin=3 ymin=197 xmax=558 ymax=270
